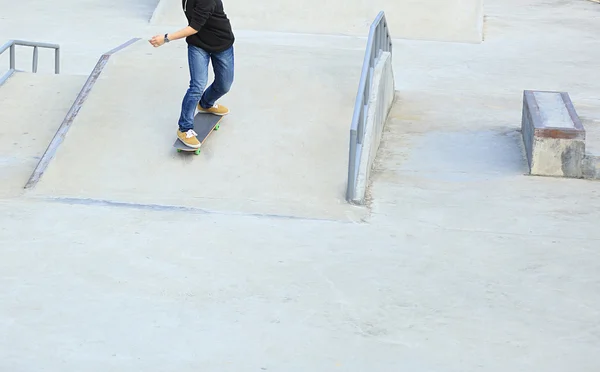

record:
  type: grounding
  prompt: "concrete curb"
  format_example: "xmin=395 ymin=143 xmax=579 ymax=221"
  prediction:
xmin=352 ymin=51 xmax=395 ymax=204
xmin=24 ymin=38 xmax=141 ymax=190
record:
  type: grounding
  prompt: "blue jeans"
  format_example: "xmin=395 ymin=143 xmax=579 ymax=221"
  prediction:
xmin=178 ymin=44 xmax=234 ymax=131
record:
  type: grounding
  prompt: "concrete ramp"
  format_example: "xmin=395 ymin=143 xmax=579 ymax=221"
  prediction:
xmin=151 ymin=0 xmax=483 ymax=43
xmin=0 ymin=73 xmax=85 ymax=197
xmin=29 ymin=39 xmax=366 ymax=220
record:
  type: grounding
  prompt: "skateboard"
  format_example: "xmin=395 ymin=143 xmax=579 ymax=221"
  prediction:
xmin=174 ymin=113 xmax=223 ymax=155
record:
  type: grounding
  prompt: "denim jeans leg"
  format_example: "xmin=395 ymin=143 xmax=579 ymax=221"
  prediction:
xmin=177 ymin=45 xmax=210 ymax=131
xmin=199 ymin=46 xmax=234 ymax=109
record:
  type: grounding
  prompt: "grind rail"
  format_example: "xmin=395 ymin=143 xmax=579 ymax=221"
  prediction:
xmin=346 ymin=12 xmax=393 ymax=202
xmin=0 ymin=40 xmax=61 ymax=86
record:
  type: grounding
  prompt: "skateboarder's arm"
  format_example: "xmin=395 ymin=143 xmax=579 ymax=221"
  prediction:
xmin=149 ymin=0 xmax=215 ymax=47
xmin=165 ymin=26 xmax=198 ymax=42
xmin=164 ymin=0 xmax=216 ymax=41
xmin=188 ymin=0 xmax=217 ymax=32
xmin=149 ymin=26 xmax=197 ymax=46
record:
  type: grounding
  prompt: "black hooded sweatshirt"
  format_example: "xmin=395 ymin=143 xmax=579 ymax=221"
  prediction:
xmin=182 ymin=0 xmax=235 ymax=53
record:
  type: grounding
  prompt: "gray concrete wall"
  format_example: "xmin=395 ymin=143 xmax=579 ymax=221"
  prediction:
xmin=152 ymin=0 xmax=484 ymax=43
xmin=353 ymin=52 xmax=395 ymax=204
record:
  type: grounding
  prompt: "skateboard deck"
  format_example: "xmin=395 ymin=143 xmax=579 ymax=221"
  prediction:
xmin=174 ymin=113 xmax=223 ymax=155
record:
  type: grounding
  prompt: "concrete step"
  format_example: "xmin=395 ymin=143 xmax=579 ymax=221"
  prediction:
xmin=0 ymin=72 xmax=86 ymax=197
xmin=28 ymin=39 xmax=367 ymax=221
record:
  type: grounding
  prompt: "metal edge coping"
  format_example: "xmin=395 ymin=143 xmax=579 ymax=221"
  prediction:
xmin=24 ymin=38 xmax=142 ymax=189
xmin=523 ymin=90 xmax=585 ymax=137
xmin=103 ymin=38 xmax=141 ymax=56
xmin=560 ymin=91 xmax=586 ymax=135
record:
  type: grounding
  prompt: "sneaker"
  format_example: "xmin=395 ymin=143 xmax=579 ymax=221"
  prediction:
xmin=197 ymin=103 xmax=229 ymax=116
xmin=177 ymin=129 xmax=201 ymax=148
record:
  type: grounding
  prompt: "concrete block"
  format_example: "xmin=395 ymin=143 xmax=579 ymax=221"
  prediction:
xmin=353 ymin=51 xmax=395 ymax=204
xmin=521 ymin=90 xmax=585 ymax=178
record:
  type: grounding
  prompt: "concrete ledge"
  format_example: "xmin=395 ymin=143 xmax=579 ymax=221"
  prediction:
xmin=353 ymin=51 xmax=395 ymax=204
xmin=521 ymin=90 xmax=585 ymax=178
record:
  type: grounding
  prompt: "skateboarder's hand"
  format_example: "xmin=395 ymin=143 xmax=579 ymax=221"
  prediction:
xmin=149 ymin=34 xmax=166 ymax=48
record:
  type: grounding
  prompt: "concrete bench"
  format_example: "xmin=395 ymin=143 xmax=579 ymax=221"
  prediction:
xmin=521 ymin=90 xmax=586 ymax=178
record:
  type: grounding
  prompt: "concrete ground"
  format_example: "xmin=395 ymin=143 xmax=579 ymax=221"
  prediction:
xmin=152 ymin=0 xmax=483 ymax=42
xmin=0 ymin=73 xmax=86 ymax=198
xmin=1 ymin=0 xmax=600 ymax=371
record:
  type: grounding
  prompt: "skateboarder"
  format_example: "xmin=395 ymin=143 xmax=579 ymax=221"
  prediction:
xmin=149 ymin=0 xmax=235 ymax=149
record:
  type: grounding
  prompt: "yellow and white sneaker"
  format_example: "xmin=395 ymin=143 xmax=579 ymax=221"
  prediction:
xmin=177 ymin=129 xmax=201 ymax=148
xmin=197 ymin=103 xmax=229 ymax=116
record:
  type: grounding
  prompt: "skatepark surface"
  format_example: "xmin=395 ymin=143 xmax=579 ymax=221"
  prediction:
xmin=26 ymin=38 xmax=365 ymax=221
xmin=0 ymin=73 xmax=86 ymax=198
xmin=2 ymin=0 xmax=600 ymax=371
xmin=151 ymin=0 xmax=484 ymax=42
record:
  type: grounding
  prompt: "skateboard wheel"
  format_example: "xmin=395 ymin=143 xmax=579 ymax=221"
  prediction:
xmin=177 ymin=149 xmax=182 ymax=152
xmin=195 ymin=149 xmax=201 ymax=155
xmin=214 ymin=124 xmax=220 ymax=131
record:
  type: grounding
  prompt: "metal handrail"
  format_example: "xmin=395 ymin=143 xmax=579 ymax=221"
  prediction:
xmin=0 ymin=40 xmax=60 ymax=86
xmin=346 ymin=11 xmax=393 ymax=202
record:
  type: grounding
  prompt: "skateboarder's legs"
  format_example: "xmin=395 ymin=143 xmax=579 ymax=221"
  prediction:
xmin=177 ymin=45 xmax=234 ymax=132
xmin=200 ymin=47 xmax=234 ymax=110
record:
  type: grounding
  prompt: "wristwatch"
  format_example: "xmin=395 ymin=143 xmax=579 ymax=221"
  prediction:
xmin=164 ymin=33 xmax=170 ymax=43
